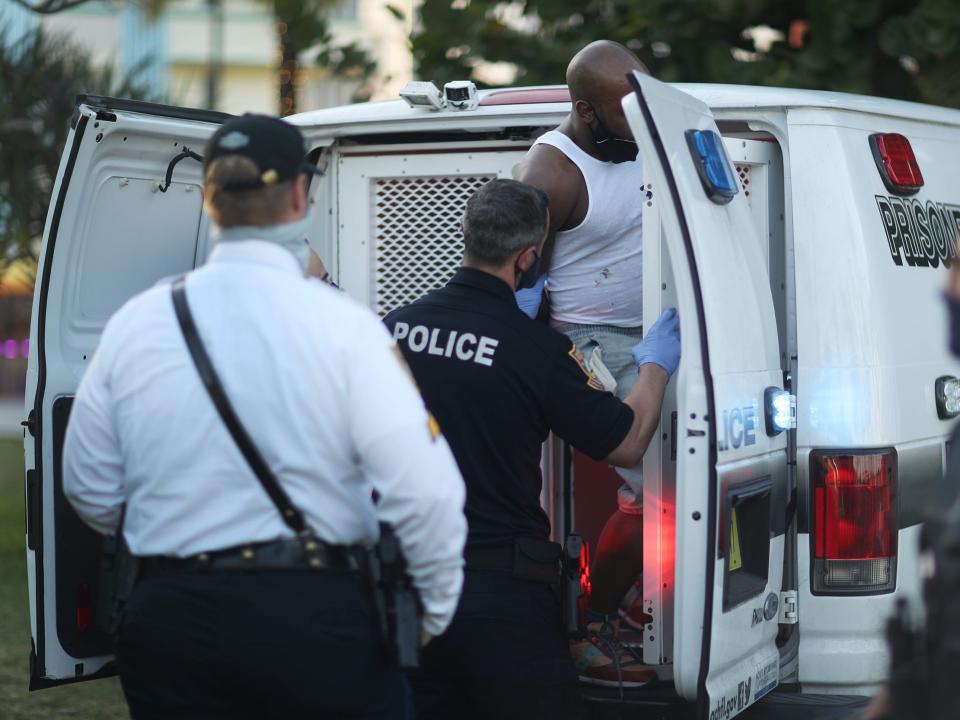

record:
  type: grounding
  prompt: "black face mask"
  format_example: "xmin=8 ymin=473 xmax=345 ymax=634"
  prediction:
xmin=516 ymin=251 xmax=542 ymax=289
xmin=588 ymin=112 xmax=639 ymax=164
xmin=945 ymin=292 xmax=960 ymax=359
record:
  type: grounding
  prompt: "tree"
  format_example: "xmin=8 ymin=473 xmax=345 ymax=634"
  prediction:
xmin=411 ymin=0 xmax=960 ymax=109
xmin=273 ymin=0 xmax=377 ymax=115
xmin=0 ymin=29 xmax=153 ymax=266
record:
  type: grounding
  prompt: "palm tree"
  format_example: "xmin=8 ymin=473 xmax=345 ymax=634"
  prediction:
xmin=273 ymin=0 xmax=376 ymax=115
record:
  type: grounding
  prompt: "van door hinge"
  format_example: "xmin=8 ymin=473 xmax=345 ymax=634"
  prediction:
xmin=778 ymin=590 xmax=798 ymax=624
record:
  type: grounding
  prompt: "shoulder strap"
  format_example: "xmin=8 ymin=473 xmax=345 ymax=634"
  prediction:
xmin=170 ymin=278 xmax=307 ymax=535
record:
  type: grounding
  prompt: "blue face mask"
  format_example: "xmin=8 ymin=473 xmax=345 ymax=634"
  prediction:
xmin=516 ymin=251 xmax=542 ymax=289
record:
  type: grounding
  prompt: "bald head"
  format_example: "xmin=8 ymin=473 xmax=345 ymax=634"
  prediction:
xmin=566 ymin=40 xmax=648 ymax=107
xmin=563 ymin=40 xmax=649 ymax=149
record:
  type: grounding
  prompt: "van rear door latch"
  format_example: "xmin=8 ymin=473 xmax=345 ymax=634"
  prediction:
xmin=778 ymin=590 xmax=798 ymax=624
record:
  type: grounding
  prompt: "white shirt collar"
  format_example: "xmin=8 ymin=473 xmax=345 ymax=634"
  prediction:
xmin=208 ymin=239 xmax=303 ymax=277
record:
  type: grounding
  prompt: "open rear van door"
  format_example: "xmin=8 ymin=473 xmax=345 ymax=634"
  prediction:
xmin=624 ymin=73 xmax=789 ymax=718
xmin=23 ymin=97 xmax=227 ymax=687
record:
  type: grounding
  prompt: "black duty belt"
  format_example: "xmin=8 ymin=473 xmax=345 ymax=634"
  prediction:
xmin=464 ymin=545 xmax=514 ymax=572
xmin=465 ymin=539 xmax=562 ymax=584
xmin=139 ymin=538 xmax=366 ymax=577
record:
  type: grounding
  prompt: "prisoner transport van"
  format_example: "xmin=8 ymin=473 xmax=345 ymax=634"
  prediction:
xmin=23 ymin=72 xmax=960 ymax=718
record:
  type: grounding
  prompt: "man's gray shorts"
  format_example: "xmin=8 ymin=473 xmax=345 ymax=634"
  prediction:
xmin=554 ymin=322 xmax=643 ymax=516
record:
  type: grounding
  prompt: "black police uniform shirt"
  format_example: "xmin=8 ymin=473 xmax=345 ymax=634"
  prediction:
xmin=384 ymin=267 xmax=634 ymax=548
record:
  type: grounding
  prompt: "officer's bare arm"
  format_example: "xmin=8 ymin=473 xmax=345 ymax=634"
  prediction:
xmin=604 ymin=364 xmax=669 ymax=468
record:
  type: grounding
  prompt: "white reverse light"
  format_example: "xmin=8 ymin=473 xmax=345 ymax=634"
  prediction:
xmin=936 ymin=375 xmax=960 ymax=419
xmin=764 ymin=386 xmax=797 ymax=436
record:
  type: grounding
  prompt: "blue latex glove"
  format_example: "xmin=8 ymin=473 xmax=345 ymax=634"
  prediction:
xmin=631 ymin=307 xmax=681 ymax=375
xmin=515 ymin=273 xmax=548 ymax=319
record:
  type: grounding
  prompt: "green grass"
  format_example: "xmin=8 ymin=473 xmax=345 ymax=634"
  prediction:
xmin=0 ymin=438 xmax=128 ymax=719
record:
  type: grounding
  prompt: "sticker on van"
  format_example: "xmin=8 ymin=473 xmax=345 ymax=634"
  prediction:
xmin=708 ymin=676 xmax=755 ymax=720
xmin=753 ymin=657 xmax=778 ymax=701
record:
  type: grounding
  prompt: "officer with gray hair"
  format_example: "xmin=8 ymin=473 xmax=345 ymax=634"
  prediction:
xmin=63 ymin=114 xmax=467 ymax=718
xmin=384 ymin=178 xmax=680 ymax=718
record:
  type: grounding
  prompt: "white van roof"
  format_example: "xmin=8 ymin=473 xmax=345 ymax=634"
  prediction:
xmin=287 ymin=83 xmax=960 ymax=135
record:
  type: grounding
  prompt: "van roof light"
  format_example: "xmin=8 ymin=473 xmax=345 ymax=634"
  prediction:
xmin=399 ymin=81 xmax=446 ymax=111
xmin=869 ymin=133 xmax=923 ymax=195
xmin=443 ymin=81 xmax=479 ymax=111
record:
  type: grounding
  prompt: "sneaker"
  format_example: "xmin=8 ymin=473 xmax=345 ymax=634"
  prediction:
xmin=618 ymin=579 xmax=653 ymax=631
xmin=570 ymin=621 xmax=657 ymax=688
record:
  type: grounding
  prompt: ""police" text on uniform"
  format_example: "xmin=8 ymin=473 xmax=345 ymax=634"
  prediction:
xmin=392 ymin=323 xmax=499 ymax=367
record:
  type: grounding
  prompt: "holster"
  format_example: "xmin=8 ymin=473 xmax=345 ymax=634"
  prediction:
xmin=369 ymin=523 xmax=422 ymax=670
xmin=561 ymin=534 xmax=589 ymax=637
xmin=96 ymin=530 xmax=140 ymax=639
xmin=535 ymin=286 xmax=551 ymax=325
xmin=512 ymin=537 xmax=561 ymax=584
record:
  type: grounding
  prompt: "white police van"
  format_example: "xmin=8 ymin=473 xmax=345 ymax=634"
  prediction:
xmin=23 ymin=72 xmax=960 ymax=718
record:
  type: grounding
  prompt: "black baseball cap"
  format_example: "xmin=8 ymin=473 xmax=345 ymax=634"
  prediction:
xmin=204 ymin=114 xmax=321 ymax=191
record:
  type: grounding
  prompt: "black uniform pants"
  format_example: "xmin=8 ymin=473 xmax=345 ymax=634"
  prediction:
xmin=117 ymin=569 xmax=406 ymax=719
xmin=407 ymin=570 xmax=581 ymax=720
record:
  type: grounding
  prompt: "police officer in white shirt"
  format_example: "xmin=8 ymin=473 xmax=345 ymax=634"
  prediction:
xmin=62 ymin=114 xmax=467 ymax=719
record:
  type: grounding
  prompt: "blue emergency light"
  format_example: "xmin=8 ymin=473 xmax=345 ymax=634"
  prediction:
xmin=764 ymin=386 xmax=797 ymax=436
xmin=684 ymin=129 xmax=739 ymax=205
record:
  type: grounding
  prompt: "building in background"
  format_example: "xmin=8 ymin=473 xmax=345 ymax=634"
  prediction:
xmin=25 ymin=0 xmax=416 ymax=114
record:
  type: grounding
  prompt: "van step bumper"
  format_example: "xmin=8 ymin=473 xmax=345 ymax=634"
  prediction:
xmin=579 ymin=684 xmax=870 ymax=719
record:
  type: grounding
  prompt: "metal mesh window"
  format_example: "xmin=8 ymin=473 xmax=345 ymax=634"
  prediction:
xmin=373 ymin=174 xmax=493 ymax=316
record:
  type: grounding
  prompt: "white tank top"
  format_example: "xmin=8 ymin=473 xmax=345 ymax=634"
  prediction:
xmin=532 ymin=130 xmax=643 ymax=327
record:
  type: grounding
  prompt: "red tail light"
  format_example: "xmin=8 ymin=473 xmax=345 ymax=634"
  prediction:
xmin=869 ymin=133 xmax=923 ymax=195
xmin=811 ymin=449 xmax=897 ymax=594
